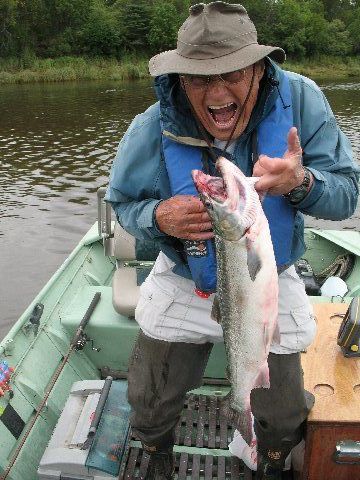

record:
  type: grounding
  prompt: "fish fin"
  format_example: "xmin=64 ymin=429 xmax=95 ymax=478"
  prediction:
xmin=211 ymin=295 xmax=221 ymax=323
xmin=253 ymin=363 xmax=270 ymax=389
xmin=221 ymin=394 xmax=253 ymax=446
xmin=246 ymin=237 xmax=262 ymax=282
xmin=246 ymin=176 xmax=260 ymax=188
xmin=272 ymin=322 xmax=281 ymax=344
xmin=258 ymin=191 xmax=266 ymax=204
xmin=263 ymin=320 xmax=280 ymax=349
xmin=246 ymin=177 xmax=267 ymax=203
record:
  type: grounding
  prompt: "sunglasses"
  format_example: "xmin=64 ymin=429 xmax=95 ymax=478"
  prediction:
xmin=181 ymin=68 xmax=250 ymax=88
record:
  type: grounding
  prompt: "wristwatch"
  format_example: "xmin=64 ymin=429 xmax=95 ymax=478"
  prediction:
xmin=285 ymin=167 xmax=312 ymax=204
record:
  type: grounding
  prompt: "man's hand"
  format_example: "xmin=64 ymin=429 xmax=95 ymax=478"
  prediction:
xmin=253 ymin=127 xmax=311 ymax=195
xmin=155 ymin=195 xmax=214 ymax=240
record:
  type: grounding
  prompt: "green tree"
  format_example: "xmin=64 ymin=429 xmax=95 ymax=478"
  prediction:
xmin=270 ymin=0 xmax=307 ymax=57
xmin=302 ymin=1 xmax=331 ymax=56
xmin=148 ymin=1 xmax=180 ymax=52
xmin=320 ymin=0 xmax=352 ymax=20
xmin=0 ymin=0 xmax=18 ymax=55
xmin=326 ymin=19 xmax=352 ymax=55
xmin=348 ymin=7 xmax=360 ymax=52
xmin=243 ymin=0 xmax=278 ymax=46
xmin=80 ymin=0 xmax=122 ymax=56
xmin=118 ymin=0 xmax=151 ymax=52
xmin=41 ymin=0 xmax=92 ymax=56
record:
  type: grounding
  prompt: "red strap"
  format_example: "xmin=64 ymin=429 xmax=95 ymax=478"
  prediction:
xmin=194 ymin=288 xmax=211 ymax=299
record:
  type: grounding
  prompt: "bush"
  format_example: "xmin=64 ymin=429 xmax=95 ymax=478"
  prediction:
xmin=80 ymin=1 xmax=122 ymax=56
xmin=148 ymin=1 xmax=180 ymax=53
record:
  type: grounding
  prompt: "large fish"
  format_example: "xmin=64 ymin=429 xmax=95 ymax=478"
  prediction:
xmin=192 ymin=157 xmax=279 ymax=446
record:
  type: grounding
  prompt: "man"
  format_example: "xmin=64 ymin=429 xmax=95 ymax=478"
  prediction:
xmin=106 ymin=3 xmax=359 ymax=479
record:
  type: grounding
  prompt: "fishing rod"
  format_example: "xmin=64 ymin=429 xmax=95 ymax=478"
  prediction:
xmin=0 ymin=292 xmax=101 ymax=480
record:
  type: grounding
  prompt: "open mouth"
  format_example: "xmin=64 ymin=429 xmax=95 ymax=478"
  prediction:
xmin=192 ymin=171 xmax=227 ymax=204
xmin=207 ymin=102 xmax=238 ymax=128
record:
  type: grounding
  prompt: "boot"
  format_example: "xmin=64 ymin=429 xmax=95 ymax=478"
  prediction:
xmin=255 ymin=462 xmax=282 ymax=480
xmin=255 ymin=449 xmax=288 ymax=480
xmin=146 ymin=447 xmax=174 ymax=480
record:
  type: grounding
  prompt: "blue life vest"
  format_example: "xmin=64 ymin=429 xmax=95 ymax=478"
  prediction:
xmin=162 ymin=74 xmax=295 ymax=292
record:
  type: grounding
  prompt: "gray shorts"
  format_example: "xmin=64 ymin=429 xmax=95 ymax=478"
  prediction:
xmin=135 ymin=252 xmax=317 ymax=353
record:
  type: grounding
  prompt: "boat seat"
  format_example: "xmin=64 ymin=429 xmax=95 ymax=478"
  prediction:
xmin=112 ymin=222 xmax=159 ymax=317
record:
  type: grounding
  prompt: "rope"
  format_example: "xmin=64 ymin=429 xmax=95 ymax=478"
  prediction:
xmin=316 ymin=254 xmax=354 ymax=280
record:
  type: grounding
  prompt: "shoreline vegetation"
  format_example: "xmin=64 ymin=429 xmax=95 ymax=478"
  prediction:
xmin=1 ymin=56 xmax=360 ymax=85
xmin=2 ymin=1 xmax=360 ymax=85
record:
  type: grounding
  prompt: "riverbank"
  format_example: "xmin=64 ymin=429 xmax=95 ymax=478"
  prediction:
xmin=1 ymin=55 xmax=360 ymax=84
xmin=0 ymin=56 xmax=149 ymax=84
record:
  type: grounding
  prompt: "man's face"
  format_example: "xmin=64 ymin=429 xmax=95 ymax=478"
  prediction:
xmin=182 ymin=63 xmax=264 ymax=141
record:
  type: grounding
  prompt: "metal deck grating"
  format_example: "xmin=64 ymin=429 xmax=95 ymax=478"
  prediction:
xmin=120 ymin=393 xmax=249 ymax=479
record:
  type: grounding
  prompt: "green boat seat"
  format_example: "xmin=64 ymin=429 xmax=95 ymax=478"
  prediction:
xmin=112 ymin=223 xmax=159 ymax=317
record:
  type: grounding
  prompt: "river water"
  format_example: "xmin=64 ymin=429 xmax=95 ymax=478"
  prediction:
xmin=1 ymin=78 xmax=360 ymax=339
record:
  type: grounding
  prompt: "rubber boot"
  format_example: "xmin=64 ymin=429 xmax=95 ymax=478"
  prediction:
xmin=255 ymin=448 xmax=291 ymax=480
xmin=145 ymin=446 xmax=174 ymax=480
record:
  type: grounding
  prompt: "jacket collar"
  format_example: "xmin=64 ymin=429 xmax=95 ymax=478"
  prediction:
xmin=154 ymin=59 xmax=285 ymax=146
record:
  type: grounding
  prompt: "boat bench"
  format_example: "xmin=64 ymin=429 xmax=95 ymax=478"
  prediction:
xmin=60 ymin=285 xmax=139 ymax=373
xmin=111 ymin=222 xmax=159 ymax=318
xmin=60 ymin=283 xmax=226 ymax=378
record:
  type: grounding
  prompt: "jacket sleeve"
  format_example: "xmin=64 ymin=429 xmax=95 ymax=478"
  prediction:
xmin=291 ymin=76 xmax=359 ymax=220
xmin=105 ymin=103 xmax=169 ymax=241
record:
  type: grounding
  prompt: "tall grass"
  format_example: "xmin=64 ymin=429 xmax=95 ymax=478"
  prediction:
xmin=1 ymin=55 xmax=360 ymax=84
xmin=0 ymin=56 xmax=149 ymax=84
xmin=284 ymin=56 xmax=360 ymax=80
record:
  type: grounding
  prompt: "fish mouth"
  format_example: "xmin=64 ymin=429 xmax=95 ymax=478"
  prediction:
xmin=192 ymin=170 xmax=227 ymax=205
xmin=192 ymin=165 xmax=243 ymax=213
xmin=215 ymin=159 xmax=243 ymax=212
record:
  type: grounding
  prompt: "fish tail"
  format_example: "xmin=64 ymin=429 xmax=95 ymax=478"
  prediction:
xmin=220 ymin=395 xmax=253 ymax=446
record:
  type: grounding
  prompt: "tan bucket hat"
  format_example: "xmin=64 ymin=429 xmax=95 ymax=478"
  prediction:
xmin=149 ymin=2 xmax=285 ymax=77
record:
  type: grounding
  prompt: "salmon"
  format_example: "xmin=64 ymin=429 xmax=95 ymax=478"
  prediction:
xmin=192 ymin=157 xmax=279 ymax=445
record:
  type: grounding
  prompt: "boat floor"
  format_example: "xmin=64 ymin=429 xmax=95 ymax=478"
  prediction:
xmin=120 ymin=392 xmax=294 ymax=480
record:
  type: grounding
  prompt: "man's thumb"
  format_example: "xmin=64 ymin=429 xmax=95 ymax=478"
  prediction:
xmin=287 ymin=127 xmax=302 ymax=156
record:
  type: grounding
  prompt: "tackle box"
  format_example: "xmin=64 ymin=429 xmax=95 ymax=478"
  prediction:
xmin=37 ymin=379 xmax=130 ymax=480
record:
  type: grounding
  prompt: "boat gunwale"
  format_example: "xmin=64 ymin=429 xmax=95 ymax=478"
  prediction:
xmin=0 ymin=226 xmax=102 ymax=354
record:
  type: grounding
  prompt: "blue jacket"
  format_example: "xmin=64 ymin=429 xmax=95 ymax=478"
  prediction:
xmin=106 ymin=60 xmax=359 ymax=280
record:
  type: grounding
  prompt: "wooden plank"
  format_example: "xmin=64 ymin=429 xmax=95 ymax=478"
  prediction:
xmin=219 ymin=415 xmax=228 ymax=449
xmin=184 ymin=406 xmax=194 ymax=447
xmin=208 ymin=397 xmax=217 ymax=449
xmin=137 ymin=451 xmax=150 ymax=480
xmin=243 ymin=465 xmax=253 ymax=480
xmin=123 ymin=447 xmax=139 ymax=480
xmin=217 ymin=456 xmax=226 ymax=480
xmin=230 ymin=456 xmax=240 ymax=479
xmin=301 ymin=303 xmax=360 ymax=423
xmin=191 ymin=454 xmax=201 ymax=479
xmin=204 ymin=455 xmax=213 ymax=479
xmin=178 ymin=452 xmax=189 ymax=479
xmin=195 ymin=395 xmax=207 ymax=448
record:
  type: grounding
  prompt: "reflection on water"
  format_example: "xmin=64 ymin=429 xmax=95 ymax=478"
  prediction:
xmin=0 ymin=81 xmax=154 ymax=220
xmin=0 ymin=78 xmax=360 ymax=337
xmin=304 ymin=80 xmax=360 ymax=229
xmin=0 ymin=80 xmax=155 ymax=337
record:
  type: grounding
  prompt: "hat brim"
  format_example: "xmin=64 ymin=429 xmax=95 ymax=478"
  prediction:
xmin=149 ymin=44 xmax=285 ymax=77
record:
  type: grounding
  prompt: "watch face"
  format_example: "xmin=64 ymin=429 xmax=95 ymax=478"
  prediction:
xmin=288 ymin=169 xmax=311 ymax=203
xmin=289 ymin=185 xmax=307 ymax=202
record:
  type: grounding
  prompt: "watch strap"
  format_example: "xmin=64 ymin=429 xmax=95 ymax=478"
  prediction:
xmin=285 ymin=167 xmax=312 ymax=204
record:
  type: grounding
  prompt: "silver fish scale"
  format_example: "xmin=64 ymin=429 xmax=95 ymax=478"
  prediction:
xmin=215 ymin=234 xmax=272 ymax=443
